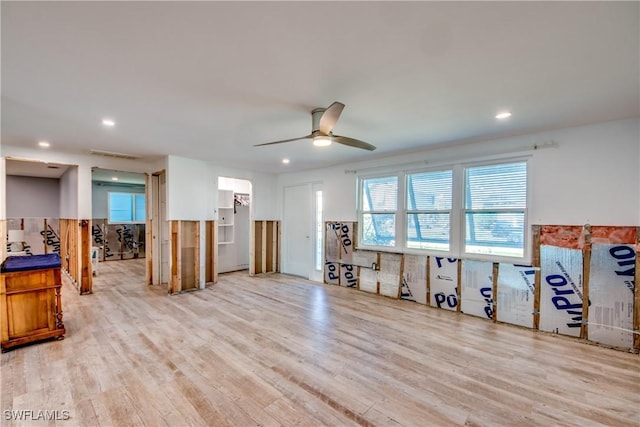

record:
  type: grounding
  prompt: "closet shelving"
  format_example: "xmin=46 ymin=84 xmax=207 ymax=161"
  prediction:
xmin=218 ymin=189 xmax=234 ymax=244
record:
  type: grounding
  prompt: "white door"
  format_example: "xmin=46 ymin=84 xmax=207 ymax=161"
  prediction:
xmin=283 ymin=184 xmax=313 ymax=278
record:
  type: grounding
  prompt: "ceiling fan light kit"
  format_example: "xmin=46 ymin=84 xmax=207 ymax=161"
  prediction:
xmin=254 ymin=101 xmax=376 ymax=151
xmin=312 ymin=136 xmax=332 ymax=147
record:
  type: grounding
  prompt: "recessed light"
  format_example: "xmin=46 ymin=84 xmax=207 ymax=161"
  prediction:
xmin=496 ymin=111 xmax=512 ymax=119
xmin=111 ymin=177 xmax=118 ymax=181
xmin=38 ymin=141 xmax=50 ymax=148
xmin=282 ymin=158 xmax=290 ymax=164
xmin=102 ymin=118 xmax=115 ymax=127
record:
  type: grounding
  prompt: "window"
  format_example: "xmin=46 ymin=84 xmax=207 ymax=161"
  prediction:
xmin=108 ymin=192 xmax=146 ymax=223
xmin=360 ymin=176 xmax=398 ymax=247
xmin=357 ymin=159 xmax=528 ymax=261
xmin=464 ymin=161 xmax=527 ymax=258
xmin=406 ymin=170 xmax=452 ymax=251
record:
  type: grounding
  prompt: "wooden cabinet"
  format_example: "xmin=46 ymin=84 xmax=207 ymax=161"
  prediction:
xmin=1 ymin=255 xmax=65 ymax=351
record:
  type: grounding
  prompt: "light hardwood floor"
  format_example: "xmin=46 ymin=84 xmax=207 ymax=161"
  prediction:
xmin=1 ymin=259 xmax=639 ymax=426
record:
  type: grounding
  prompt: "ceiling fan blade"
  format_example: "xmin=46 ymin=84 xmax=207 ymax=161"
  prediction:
xmin=332 ymin=135 xmax=376 ymax=151
xmin=254 ymin=135 xmax=312 ymax=147
xmin=318 ymin=102 xmax=345 ymax=135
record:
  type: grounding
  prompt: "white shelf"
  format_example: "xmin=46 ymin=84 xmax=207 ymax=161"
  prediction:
xmin=218 ymin=189 xmax=234 ymax=244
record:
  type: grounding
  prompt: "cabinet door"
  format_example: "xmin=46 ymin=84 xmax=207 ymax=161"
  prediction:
xmin=7 ymin=289 xmax=55 ymax=338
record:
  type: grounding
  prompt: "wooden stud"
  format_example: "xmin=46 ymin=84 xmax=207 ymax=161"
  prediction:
xmin=79 ymin=219 xmax=92 ymax=295
xmin=272 ymin=222 xmax=278 ymax=272
xmin=376 ymin=252 xmax=381 ymax=295
xmin=43 ymin=218 xmax=48 ymax=255
xmin=456 ymin=258 xmax=462 ymax=313
xmin=213 ymin=220 xmax=218 ymax=284
xmin=396 ymin=254 xmax=406 ymax=299
xmin=277 ymin=221 xmax=282 ymax=273
xmin=426 ymin=256 xmax=431 ymax=306
xmin=170 ymin=221 xmax=180 ymax=294
xmin=204 ymin=221 xmax=213 ymax=283
xmin=262 ymin=221 xmax=268 ymax=273
xmin=194 ymin=221 xmax=201 ymax=289
xmin=581 ymin=224 xmax=592 ymax=340
xmin=634 ymin=227 xmax=640 ymax=350
xmin=492 ymin=262 xmax=499 ymax=323
xmin=532 ymin=225 xmax=542 ymax=330
xmin=323 ymin=222 xmax=329 ymax=284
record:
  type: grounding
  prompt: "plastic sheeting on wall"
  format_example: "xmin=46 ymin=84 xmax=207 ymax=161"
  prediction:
xmin=401 ymin=255 xmax=427 ymax=304
xmin=461 ymin=260 xmax=494 ymax=320
xmin=539 ymin=245 xmax=584 ymax=337
xmin=497 ymin=263 xmax=535 ymax=328
xmin=379 ymin=253 xmax=402 ymax=298
xmin=588 ymin=244 xmax=635 ymax=348
xmin=429 ymin=257 xmax=458 ymax=311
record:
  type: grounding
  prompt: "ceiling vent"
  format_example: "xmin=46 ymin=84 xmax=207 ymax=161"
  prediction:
xmin=90 ymin=149 xmax=139 ymax=160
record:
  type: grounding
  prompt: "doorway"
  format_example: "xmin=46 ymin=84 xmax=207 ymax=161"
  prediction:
xmin=217 ymin=177 xmax=252 ymax=274
xmin=91 ymin=168 xmax=147 ymax=283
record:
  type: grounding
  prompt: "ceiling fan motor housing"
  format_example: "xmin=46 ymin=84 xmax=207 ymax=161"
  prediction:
xmin=311 ymin=108 xmax=327 ymax=134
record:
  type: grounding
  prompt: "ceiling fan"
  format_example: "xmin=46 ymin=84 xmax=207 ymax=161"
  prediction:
xmin=254 ymin=102 xmax=376 ymax=151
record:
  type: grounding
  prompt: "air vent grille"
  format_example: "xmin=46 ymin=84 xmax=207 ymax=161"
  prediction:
xmin=90 ymin=149 xmax=139 ymax=160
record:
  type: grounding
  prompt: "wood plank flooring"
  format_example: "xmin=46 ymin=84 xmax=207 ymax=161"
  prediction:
xmin=1 ymin=259 xmax=639 ymax=426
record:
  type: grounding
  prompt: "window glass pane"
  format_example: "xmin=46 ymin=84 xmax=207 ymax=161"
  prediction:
xmin=109 ymin=193 xmax=133 ymax=222
xmin=134 ymin=194 xmax=146 ymax=222
xmin=362 ymin=176 xmax=398 ymax=211
xmin=407 ymin=170 xmax=452 ymax=210
xmin=466 ymin=162 xmax=526 ymax=209
xmin=465 ymin=212 xmax=524 ymax=257
xmin=361 ymin=213 xmax=395 ymax=246
xmin=406 ymin=213 xmax=450 ymax=251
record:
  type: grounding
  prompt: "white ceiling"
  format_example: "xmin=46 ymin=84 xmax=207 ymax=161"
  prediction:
xmin=2 ymin=2 xmax=638 ymax=174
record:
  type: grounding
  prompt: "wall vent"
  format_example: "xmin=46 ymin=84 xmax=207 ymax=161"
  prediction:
xmin=90 ymin=149 xmax=139 ymax=160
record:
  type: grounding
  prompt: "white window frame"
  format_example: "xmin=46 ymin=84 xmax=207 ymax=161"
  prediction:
xmin=404 ymin=167 xmax=455 ymax=254
xmin=460 ymin=159 xmax=529 ymax=263
xmin=356 ymin=158 xmax=530 ymax=263
xmin=357 ymin=173 xmax=402 ymax=251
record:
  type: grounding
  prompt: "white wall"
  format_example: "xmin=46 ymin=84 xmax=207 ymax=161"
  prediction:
xmin=6 ymin=176 xmax=60 ymax=217
xmin=59 ymin=166 xmax=78 ymax=218
xmin=277 ymin=118 xmax=640 ymax=226
xmin=92 ymin=182 xmax=145 ymax=218
xmin=0 ymin=157 xmax=6 ymax=220
xmin=1 ymin=146 xmax=162 ymax=220
xmin=166 ymin=155 xmax=277 ymax=221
